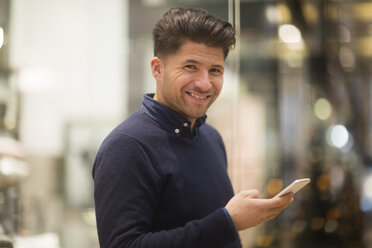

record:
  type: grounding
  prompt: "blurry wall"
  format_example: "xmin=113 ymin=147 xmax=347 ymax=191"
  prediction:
xmin=9 ymin=0 xmax=128 ymax=156
xmin=5 ymin=1 xmax=129 ymax=247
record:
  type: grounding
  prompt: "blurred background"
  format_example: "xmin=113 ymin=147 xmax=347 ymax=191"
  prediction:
xmin=0 ymin=0 xmax=372 ymax=247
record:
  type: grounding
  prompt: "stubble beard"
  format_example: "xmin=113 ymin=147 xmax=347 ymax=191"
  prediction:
xmin=161 ymin=85 xmax=214 ymax=122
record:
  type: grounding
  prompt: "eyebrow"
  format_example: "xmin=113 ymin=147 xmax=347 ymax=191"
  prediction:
xmin=183 ymin=59 xmax=224 ymax=70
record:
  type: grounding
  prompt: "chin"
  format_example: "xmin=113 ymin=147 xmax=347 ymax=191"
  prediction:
xmin=188 ymin=112 xmax=207 ymax=120
xmin=181 ymin=106 xmax=209 ymax=120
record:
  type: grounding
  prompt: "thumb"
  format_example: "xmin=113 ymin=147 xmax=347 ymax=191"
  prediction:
xmin=242 ymin=189 xmax=259 ymax=198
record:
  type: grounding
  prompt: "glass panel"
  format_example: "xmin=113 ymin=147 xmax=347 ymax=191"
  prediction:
xmin=236 ymin=1 xmax=369 ymax=247
xmin=0 ymin=0 xmax=18 ymax=137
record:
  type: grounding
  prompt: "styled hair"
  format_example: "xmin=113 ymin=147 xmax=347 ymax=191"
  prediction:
xmin=152 ymin=7 xmax=236 ymax=59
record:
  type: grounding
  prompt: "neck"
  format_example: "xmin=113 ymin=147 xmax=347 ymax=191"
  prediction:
xmin=190 ymin=120 xmax=196 ymax=131
xmin=153 ymin=93 xmax=197 ymax=131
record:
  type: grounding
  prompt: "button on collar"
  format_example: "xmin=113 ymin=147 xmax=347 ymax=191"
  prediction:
xmin=175 ymin=129 xmax=180 ymax=134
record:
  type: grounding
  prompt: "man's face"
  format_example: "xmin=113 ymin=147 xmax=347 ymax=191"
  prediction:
xmin=151 ymin=40 xmax=225 ymax=125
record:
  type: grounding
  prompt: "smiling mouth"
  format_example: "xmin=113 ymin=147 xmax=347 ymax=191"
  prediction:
xmin=187 ymin=92 xmax=210 ymax=100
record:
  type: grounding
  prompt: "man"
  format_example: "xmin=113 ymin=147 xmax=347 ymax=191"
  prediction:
xmin=93 ymin=7 xmax=293 ymax=248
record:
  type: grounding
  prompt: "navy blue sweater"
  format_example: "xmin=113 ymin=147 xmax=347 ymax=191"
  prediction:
xmin=93 ymin=94 xmax=241 ymax=248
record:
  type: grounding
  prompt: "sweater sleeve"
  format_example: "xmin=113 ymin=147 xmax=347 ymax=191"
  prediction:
xmin=92 ymin=134 xmax=239 ymax=248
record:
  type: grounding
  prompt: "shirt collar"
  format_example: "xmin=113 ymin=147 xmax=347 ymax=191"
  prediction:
xmin=140 ymin=93 xmax=207 ymax=138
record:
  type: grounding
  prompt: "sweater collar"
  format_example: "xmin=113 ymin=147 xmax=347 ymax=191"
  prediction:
xmin=140 ymin=93 xmax=207 ymax=138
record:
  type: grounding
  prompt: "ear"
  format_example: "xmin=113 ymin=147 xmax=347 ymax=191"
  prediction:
xmin=151 ymin=57 xmax=163 ymax=81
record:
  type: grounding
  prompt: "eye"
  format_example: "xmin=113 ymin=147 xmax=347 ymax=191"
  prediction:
xmin=210 ymin=68 xmax=223 ymax=75
xmin=184 ymin=64 xmax=196 ymax=70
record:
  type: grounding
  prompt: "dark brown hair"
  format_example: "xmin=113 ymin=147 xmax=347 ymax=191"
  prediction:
xmin=153 ymin=7 xmax=236 ymax=59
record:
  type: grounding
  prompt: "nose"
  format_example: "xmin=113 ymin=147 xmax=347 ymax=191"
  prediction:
xmin=194 ymin=70 xmax=212 ymax=92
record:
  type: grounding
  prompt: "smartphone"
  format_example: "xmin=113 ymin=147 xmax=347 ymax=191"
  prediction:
xmin=274 ymin=178 xmax=311 ymax=198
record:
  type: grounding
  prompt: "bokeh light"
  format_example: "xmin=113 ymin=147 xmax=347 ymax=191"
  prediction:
xmin=314 ymin=98 xmax=332 ymax=120
xmin=361 ymin=174 xmax=372 ymax=212
xmin=0 ymin=27 xmax=4 ymax=49
xmin=279 ymin=24 xmax=302 ymax=43
xmin=266 ymin=178 xmax=283 ymax=196
xmin=339 ymin=47 xmax=356 ymax=68
xmin=326 ymin=125 xmax=350 ymax=149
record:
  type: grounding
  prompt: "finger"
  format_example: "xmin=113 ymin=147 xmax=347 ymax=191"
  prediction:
xmin=260 ymin=208 xmax=282 ymax=222
xmin=265 ymin=211 xmax=281 ymax=221
xmin=275 ymin=198 xmax=293 ymax=213
xmin=267 ymin=199 xmax=292 ymax=212
xmin=264 ymin=206 xmax=284 ymax=216
xmin=263 ymin=200 xmax=293 ymax=216
xmin=254 ymin=197 xmax=290 ymax=209
xmin=273 ymin=193 xmax=294 ymax=206
xmin=241 ymin=189 xmax=259 ymax=198
xmin=266 ymin=204 xmax=289 ymax=219
xmin=279 ymin=192 xmax=294 ymax=198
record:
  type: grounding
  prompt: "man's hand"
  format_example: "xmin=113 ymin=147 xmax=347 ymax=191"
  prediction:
xmin=225 ymin=190 xmax=294 ymax=231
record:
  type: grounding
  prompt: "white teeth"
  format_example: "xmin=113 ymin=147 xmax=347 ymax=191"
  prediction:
xmin=190 ymin=93 xmax=207 ymax=100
